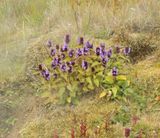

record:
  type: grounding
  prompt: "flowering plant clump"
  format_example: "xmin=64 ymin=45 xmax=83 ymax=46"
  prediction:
xmin=38 ymin=35 xmax=131 ymax=104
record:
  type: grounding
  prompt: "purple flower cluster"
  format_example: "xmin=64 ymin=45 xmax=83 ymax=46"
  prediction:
xmin=40 ymin=35 xmax=131 ymax=80
xmin=95 ymin=44 xmax=113 ymax=66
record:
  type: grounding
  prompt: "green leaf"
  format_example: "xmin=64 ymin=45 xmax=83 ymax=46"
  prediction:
xmin=78 ymin=70 xmax=84 ymax=74
xmin=72 ymin=97 xmax=79 ymax=105
xmin=116 ymin=75 xmax=127 ymax=81
xmin=112 ymin=87 xmax=118 ymax=97
xmin=104 ymin=76 xmax=114 ymax=84
xmin=67 ymin=97 xmax=71 ymax=103
xmin=59 ymin=87 xmax=66 ymax=96
xmin=44 ymin=58 xmax=52 ymax=66
xmin=97 ymin=71 xmax=103 ymax=76
xmin=83 ymin=87 xmax=88 ymax=92
xmin=126 ymin=88 xmax=134 ymax=93
xmin=88 ymin=84 xmax=94 ymax=90
xmin=86 ymin=77 xmax=92 ymax=85
xmin=94 ymin=79 xmax=99 ymax=87
xmin=99 ymin=91 xmax=107 ymax=98
xmin=67 ymin=84 xmax=73 ymax=92
xmin=70 ymin=90 xmax=76 ymax=97
xmin=91 ymin=61 xmax=100 ymax=67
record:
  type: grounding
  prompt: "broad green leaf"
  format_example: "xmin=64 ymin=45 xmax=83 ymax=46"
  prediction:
xmin=104 ymin=76 xmax=114 ymax=84
xmin=127 ymin=80 xmax=130 ymax=86
xmin=91 ymin=61 xmax=100 ymax=67
xmin=78 ymin=70 xmax=84 ymax=74
xmin=67 ymin=84 xmax=73 ymax=92
xmin=94 ymin=79 xmax=99 ymax=87
xmin=67 ymin=97 xmax=71 ymax=103
xmin=96 ymin=66 xmax=104 ymax=72
xmin=83 ymin=87 xmax=89 ymax=92
xmin=97 ymin=71 xmax=103 ymax=76
xmin=88 ymin=84 xmax=94 ymax=90
xmin=86 ymin=77 xmax=92 ymax=85
xmin=112 ymin=87 xmax=117 ymax=97
xmin=70 ymin=90 xmax=76 ymax=97
xmin=59 ymin=87 xmax=65 ymax=96
xmin=61 ymin=74 xmax=68 ymax=81
xmin=44 ymin=58 xmax=52 ymax=66
xmin=99 ymin=91 xmax=107 ymax=98
xmin=72 ymin=97 xmax=79 ymax=105
xmin=126 ymin=88 xmax=134 ymax=93
xmin=116 ymin=75 xmax=127 ymax=81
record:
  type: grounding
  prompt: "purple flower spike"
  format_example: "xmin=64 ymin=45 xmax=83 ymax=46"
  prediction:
xmin=85 ymin=41 xmax=90 ymax=47
xmin=70 ymin=61 xmax=75 ymax=66
xmin=64 ymin=34 xmax=70 ymax=44
xmin=61 ymin=43 xmax=68 ymax=52
xmin=53 ymin=58 xmax=58 ymax=65
xmin=53 ymin=57 xmax=61 ymax=66
xmin=112 ymin=67 xmax=118 ymax=76
xmin=82 ymin=60 xmax=88 ymax=70
xmin=107 ymin=48 xmax=112 ymax=58
xmin=46 ymin=40 xmax=52 ymax=47
xmin=85 ymin=41 xmax=93 ymax=49
xmin=78 ymin=37 xmax=84 ymax=45
xmin=102 ymin=57 xmax=108 ymax=65
xmin=51 ymin=61 xmax=57 ymax=69
xmin=57 ymin=58 xmax=61 ymax=65
xmin=83 ymin=46 xmax=89 ymax=55
xmin=124 ymin=47 xmax=131 ymax=55
xmin=60 ymin=64 xmax=67 ymax=72
xmin=96 ymin=47 xmax=101 ymax=56
xmin=41 ymin=70 xmax=50 ymax=80
xmin=61 ymin=53 xmax=65 ymax=59
xmin=41 ymin=70 xmax=46 ymax=77
xmin=89 ymin=44 xmax=93 ymax=49
xmin=69 ymin=49 xmax=74 ymax=58
xmin=68 ymin=66 xmax=73 ymax=73
xmin=100 ymin=49 xmax=107 ymax=58
xmin=50 ymin=49 xmax=56 ymax=56
xmin=76 ymin=48 xmax=83 ymax=57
